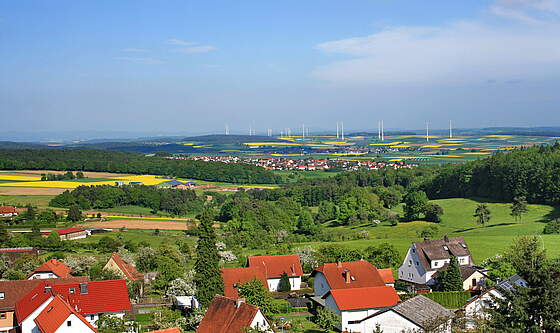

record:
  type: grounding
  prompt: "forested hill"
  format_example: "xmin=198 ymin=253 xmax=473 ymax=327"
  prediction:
xmin=0 ymin=149 xmax=282 ymax=184
xmin=423 ymin=143 xmax=560 ymax=205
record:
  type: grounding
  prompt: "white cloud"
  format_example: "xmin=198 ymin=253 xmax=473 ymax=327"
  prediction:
xmin=122 ymin=48 xmax=147 ymax=53
xmin=313 ymin=0 xmax=560 ymax=84
xmin=178 ymin=45 xmax=217 ymax=54
xmin=116 ymin=57 xmax=164 ymax=64
xmin=166 ymin=39 xmax=198 ymax=46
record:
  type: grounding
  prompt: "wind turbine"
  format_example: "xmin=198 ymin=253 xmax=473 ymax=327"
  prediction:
xmin=341 ymin=121 xmax=345 ymax=140
xmin=449 ymin=120 xmax=453 ymax=139
xmin=381 ymin=120 xmax=384 ymax=141
xmin=225 ymin=124 xmax=230 ymax=135
xmin=426 ymin=122 xmax=429 ymax=142
xmin=336 ymin=121 xmax=340 ymax=139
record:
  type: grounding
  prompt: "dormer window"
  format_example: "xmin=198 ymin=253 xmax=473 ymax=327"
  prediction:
xmin=460 ymin=243 xmax=467 ymax=248
xmin=0 ymin=292 xmax=4 ymax=300
xmin=443 ymin=245 xmax=449 ymax=251
xmin=69 ymin=288 xmax=75 ymax=294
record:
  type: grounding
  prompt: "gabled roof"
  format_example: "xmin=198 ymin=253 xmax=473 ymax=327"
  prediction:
xmin=359 ymin=295 xmax=454 ymax=328
xmin=52 ymin=279 xmax=131 ymax=315
xmin=247 ymin=254 xmax=303 ymax=279
xmin=197 ymin=296 xmax=264 ymax=333
xmin=145 ymin=327 xmax=181 ymax=333
xmin=378 ymin=268 xmax=395 ymax=284
xmin=323 ymin=286 xmax=400 ymax=311
xmin=391 ymin=295 xmax=454 ymax=328
xmin=15 ymin=281 xmax=54 ymax=324
xmin=48 ymin=227 xmax=86 ymax=236
xmin=0 ymin=277 xmax=89 ymax=312
xmin=107 ymin=252 xmax=144 ymax=281
xmin=221 ymin=267 xmax=267 ymax=298
xmin=311 ymin=260 xmax=386 ymax=290
xmin=413 ymin=237 xmax=471 ymax=272
xmin=0 ymin=247 xmax=36 ymax=253
xmin=31 ymin=259 xmax=72 ymax=278
xmin=34 ymin=295 xmax=97 ymax=333
xmin=0 ymin=206 xmax=18 ymax=213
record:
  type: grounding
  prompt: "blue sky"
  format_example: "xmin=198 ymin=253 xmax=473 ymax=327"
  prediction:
xmin=1 ymin=0 xmax=559 ymax=138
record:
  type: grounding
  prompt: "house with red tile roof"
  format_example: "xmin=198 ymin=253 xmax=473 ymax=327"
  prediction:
xmin=221 ymin=267 xmax=267 ymax=298
xmin=0 ymin=247 xmax=39 ymax=260
xmin=43 ymin=228 xmax=88 ymax=240
xmin=0 ymin=206 xmax=18 ymax=217
xmin=103 ymin=252 xmax=144 ymax=282
xmin=196 ymin=296 xmax=272 ymax=333
xmin=247 ymin=254 xmax=303 ymax=291
xmin=0 ymin=277 xmax=89 ymax=333
xmin=322 ymin=286 xmax=400 ymax=332
xmin=311 ymin=260 xmax=388 ymax=297
xmin=28 ymin=259 xmax=73 ymax=280
xmin=378 ymin=268 xmax=395 ymax=287
xmin=14 ymin=279 xmax=130 ymax=332
xmin=34 ymin=295 xmax=97 ymax=333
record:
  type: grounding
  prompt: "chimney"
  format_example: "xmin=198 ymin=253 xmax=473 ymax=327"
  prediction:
xmin=444 ymin=235 xmax=450 ymax=243
xmin=343 ymin=269 xmax=351 ymax=283
xmin=236 ymin=298 xmax=245 ymax=308
xmin=336 ymin=260 xmax=342 ymax=268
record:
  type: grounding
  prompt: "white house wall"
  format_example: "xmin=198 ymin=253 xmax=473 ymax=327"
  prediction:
xmin=20 ymin=296 xmax=54 ymax=333
xmin=28 ymin=272 xmax=59 ymax=280
xmin=267 ymin=277 xmax=301 ymax=292
xmin=352 ymin=310 xmax=420 ymax=333
xmin=54 ymin=314 xmax=95 ymax=333
xmin=249 ymin=309 xmax=272 ymax=332
xmin=398 ymin=248 xmax=428 ymax=285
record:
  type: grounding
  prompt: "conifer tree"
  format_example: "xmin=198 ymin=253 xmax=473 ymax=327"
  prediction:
xmin=278 ymin=272 xmax=291 ymax=292
xmin=194 ymin=208 xmax=223 ymax=307
xmin=439 ymin=256 xmax=463 ymax=291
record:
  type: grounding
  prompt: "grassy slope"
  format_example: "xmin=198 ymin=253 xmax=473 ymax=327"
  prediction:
xmin=0 ymin=195 xmax=55 ymax=208
xmin=303 ymin=198 xmax=560 ymax=262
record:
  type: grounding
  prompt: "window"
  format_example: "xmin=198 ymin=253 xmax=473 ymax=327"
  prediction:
xmin=67 ymin=320 xmax=72 ymax=327
xmin=443 ymin=245 xmax=449 ymax=251
xmin=472 ymin=278 xmax=477 ymax=287
xmin=434 ymin=261 xmax=438 ymax=267
xmin=69 ymin=288 xmax=75 ymax=294
xmin=0 ymin=312 xmax=6 ymax=320
xmin=416 ymin=261 xmax=419 ymax=266
xmin=0 ymin=292 xmax=4 ymax=300
xmin=412 ymin=248 xmax=416 ymax=253
xmin=90 ymin=315 xmax=95 ymax=320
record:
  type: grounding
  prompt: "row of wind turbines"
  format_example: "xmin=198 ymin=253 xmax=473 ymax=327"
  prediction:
xmin=224 ymin=120 xmax=455 ymax=142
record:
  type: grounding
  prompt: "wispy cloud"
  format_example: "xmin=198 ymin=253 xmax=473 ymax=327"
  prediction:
xmin=178 ymin=45 xmax=217 ymax=54
xmin=166 ymin=39 xmax=198 ymax=46
xmin=116 ymin=57 xmax=164 ymax=65
xmin=122 ymin=48 xmax=147 ymax=53
xmin=312 ymin=0 xmax=560 ymax=84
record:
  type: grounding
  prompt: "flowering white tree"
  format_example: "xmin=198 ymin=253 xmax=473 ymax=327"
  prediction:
xmin=166 ymin=269 xmax=197 ymax=297
xmin=295 ymin=246 xmax=318 ymax=272
xmin=61 ymin=255 xmax=98 ymax=276
xmin=219 ymin=250 xmax=237 ymax=263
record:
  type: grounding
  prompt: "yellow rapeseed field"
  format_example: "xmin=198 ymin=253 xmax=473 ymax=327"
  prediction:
xmin=0 ymin=175 xmax=172 ymax=189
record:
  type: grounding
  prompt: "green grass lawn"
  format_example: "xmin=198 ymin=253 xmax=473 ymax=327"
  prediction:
xmin=298 ymin=198 xmax=560 ymax=263
xmin=75 ymin=229 xmax=194 ymax=248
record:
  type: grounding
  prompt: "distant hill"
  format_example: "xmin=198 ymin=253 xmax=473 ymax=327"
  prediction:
xmin=181 ymin=134 xmax=285 ymax=144
xmin=0 ymin=141 xmax=47 ymax=149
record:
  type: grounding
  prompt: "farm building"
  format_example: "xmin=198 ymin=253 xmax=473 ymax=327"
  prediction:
xmin=43 ymin=228 xmax=88 ymax=240
xmin=0 ymin=247 xmax=39 ymax=260
xmin=0 ymin=206 xmax=18 ymax=218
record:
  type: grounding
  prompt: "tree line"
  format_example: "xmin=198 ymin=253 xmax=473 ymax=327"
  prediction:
xmin=0 ymin=149 xmax=282 ymax=184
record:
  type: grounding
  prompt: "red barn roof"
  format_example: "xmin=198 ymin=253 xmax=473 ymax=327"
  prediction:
xmin=52 ymin=279 xmax=131 ymax=315
xmin=311 ymin=260 xmax=386 ymax=290
xmin=107 ymin=252 xmax=144 ymax=281
xmin=324 ymin=286 xmax=400 ymax=311
xmin=197 ymin=296 xmax=265 ymax=333
xmin=378 ymin=268 xmax=395 ymax=284
xmin=49 ymin=227 xmax=86 ymax=236
xmin=34 ymin=295 xmax=97 ymax=333
xmin=31 ymin=259 xmax=73 ymax=278
xmin=221 ymin=267 xmax=268 ymax=298
xmin=0 ymin=206 xmax=18 ymax=214
xmin=145 ymin=327 xmax=181 ymax=333
xmin=247 ymin=254 xmax=303 ymax=279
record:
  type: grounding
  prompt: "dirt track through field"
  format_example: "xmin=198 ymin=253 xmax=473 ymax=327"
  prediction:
xmin=78 ymin=219 xmax=193 ymax=230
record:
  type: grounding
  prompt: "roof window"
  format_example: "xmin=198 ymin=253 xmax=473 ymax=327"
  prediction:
xmin=443 ymin=245 xmax=449 ymax=251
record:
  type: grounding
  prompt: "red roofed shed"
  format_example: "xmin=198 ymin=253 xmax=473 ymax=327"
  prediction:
xmin=323 ymin=286 xmax=400 ymax=311
xmin=221 ymin=267 xmax=267 ymax=298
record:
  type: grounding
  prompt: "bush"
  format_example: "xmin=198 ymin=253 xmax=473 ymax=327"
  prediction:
xmin=543 ymin=218 xmax=560 ymax=234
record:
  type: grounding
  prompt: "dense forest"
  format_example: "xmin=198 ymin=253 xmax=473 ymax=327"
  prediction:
xmin=423 ymin=143 xmax=560 ymax=205
xmin=50 ymin=185 xmax=203 ymax=215
xmin=0 ymin=149 xmax=281 ymax=184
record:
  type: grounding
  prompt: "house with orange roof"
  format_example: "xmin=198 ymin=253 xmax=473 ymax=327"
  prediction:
xmin=378 ymin=268 xmax=395 ymax=287
xmin=0 ymin=206 xmax=18 ymax=218
xmin=145 ymin=327 xmax=181 ymax=333
xmin=247 ymin=254 xmax=303 ymax=291
xmin=28 ymin=259 xmax=73 ymax=280
xmin=221 ymin=267 xmax=267 ymax=298
xmin=196 ymin=296 xmax=272 ymax=333
xmin=311 ymin=260 xmax=389 ymax=297
xmin=34 ymin=295 xmax=97 ymax=333
xmin=103 ymin=253 xmax=144 ymax=282
xmin=322 ymin=286 xmax=401 ymax=332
